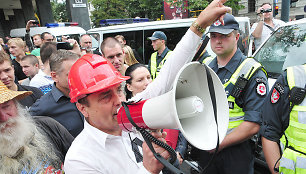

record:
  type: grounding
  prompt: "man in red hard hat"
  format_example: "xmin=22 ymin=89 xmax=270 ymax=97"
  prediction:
xmin=64 ymin=0 xmax=232 ymax=173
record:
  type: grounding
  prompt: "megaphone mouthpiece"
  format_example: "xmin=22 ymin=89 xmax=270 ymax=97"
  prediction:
xmin=176 ymin=96 xmax=204 ymax=119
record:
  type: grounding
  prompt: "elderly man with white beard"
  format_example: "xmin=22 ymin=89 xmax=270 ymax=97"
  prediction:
xmin=0 ymin=81 xmax=73 ymax=173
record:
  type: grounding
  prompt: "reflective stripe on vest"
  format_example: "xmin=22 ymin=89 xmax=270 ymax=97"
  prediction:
xmin=150 ymin=51 xmax=172 ymax=80
xmin=202 ymin=56 xmax=214 ymax=65
xmin=203 ymin=57 xmax=264 ymax=134
xmin=279 ymin=64 xmax=306 ymax=174
xmin=279 ymin=147 xmax=306 ymax=173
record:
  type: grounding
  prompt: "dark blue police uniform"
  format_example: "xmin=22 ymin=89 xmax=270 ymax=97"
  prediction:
xmin=30 ymin=84 xmax=84 ymax=137
xmin=198 ymin=48 xmax=268 ymax=174
xmin=260 ymin=73 xmax=290 ymax=142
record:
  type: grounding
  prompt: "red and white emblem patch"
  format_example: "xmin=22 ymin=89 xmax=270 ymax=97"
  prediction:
xmin=256 ymin=83 xmax=266 ymax=96
xmin=271 ymin=88 xmax=280 ymax=104
xmin=214 ymin=20 xmax=221 ymax=26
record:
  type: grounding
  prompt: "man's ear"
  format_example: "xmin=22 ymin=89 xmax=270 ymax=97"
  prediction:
xmin=76 ymin=102 xmax=89 ymax=118
xmin=50 ymin=71 xmax=58 ymax=82
xmin=235 ymin=33 xmax=240 ymax=41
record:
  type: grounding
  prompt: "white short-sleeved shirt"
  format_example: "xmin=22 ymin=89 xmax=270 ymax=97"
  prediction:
xmin=251 ymin=18 xmax=285 ymax=50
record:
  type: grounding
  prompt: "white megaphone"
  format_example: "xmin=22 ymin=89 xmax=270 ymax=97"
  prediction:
xmin=117 ymin=62 xmax=229 ymax=150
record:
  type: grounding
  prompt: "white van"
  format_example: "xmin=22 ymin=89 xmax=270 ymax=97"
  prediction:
xmin=10 ymin=24 xmax=86 ymax=42
xmin=87 ymin=17 xmax=251 ymax=64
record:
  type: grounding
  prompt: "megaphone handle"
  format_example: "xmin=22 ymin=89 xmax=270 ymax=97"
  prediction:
xmin=140 ymin=128 xmax=185 ymax=174
xmin=122 ymin=102 xmax=184 ymax=174
xmin=192 ymin=35 xmax=210 ymax=62
xmin=200 ymin=64 xmax=220 ymax=174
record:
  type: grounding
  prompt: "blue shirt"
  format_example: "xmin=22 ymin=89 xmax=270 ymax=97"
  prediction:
xmin=207 ymin=49 xmax=267 ymax=124
xmin=30 ymin=84 xmax=84 ymax=137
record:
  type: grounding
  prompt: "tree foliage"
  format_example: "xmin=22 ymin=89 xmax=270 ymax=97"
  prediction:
xmin=50 ymin=0 xmax=69 ymax=22
xmin=89 ymin=0 xmax=163 ymax=27
xmin=166 ymin=0 xmax=244 ymax=14
xmin=89 ymin=0 xmax=244 ymax=27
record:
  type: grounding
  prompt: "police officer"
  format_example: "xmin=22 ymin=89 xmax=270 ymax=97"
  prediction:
xmin=148 ymin=31 xmax=172 ymax=80
xmin=198 ymin=13 xmax=268 ymax=174
xmin=261 ymin=64 xmax=306 ymax=174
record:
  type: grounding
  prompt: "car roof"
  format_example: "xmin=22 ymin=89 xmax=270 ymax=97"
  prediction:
xmin=10 ymin=26 xmax=86 ymax=37
xmin=88 ymin=17 xmax=250 ymax=33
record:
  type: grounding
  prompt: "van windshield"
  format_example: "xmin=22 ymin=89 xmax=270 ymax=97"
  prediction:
xmin=254 ymin=23 xmax=306 ymax=77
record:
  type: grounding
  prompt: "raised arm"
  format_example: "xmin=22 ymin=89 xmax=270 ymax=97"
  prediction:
xmin=134 ymin=0 xmax=231 ymax=101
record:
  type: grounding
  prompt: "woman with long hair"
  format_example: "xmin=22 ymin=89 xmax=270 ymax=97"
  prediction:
xmin=123 ymin=45 xmax=139 ymax=66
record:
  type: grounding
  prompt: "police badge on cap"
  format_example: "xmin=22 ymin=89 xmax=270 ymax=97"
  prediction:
xmin=208 ymin=13 xmax=240 ymax=35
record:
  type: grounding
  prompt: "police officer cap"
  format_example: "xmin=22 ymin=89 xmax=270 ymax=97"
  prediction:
xmin=208 ymin=13 xmax=240 ymax=35
xmin=148 ymin=31 xmax=167 ymax=41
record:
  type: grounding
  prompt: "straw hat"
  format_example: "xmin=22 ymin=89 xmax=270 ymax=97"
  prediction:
xmin=0 ymin=81 xmax=32 ymax=104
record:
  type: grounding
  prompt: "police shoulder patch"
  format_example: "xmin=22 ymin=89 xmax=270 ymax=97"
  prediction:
xmin=271 ymin=88 xmax=280 ymax=104
xmin=274 ymin=82 xmax=285 ymax=94
xmin=256 ymin=83 xmax=266 ymax=96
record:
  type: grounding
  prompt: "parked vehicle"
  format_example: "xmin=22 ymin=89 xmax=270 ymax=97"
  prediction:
xmin=10 ymin=22 xmax=86 ymax=42
xmin=253 ymin=18 xmax=306 ymax=90
xmin=87 ymin=17 xmax=251 ymax=64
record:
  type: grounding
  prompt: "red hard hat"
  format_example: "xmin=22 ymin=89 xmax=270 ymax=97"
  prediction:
xmin=68 ymin=54 xmax=130 ymax=103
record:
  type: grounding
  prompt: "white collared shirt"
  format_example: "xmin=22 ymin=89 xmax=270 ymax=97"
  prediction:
xmin=64 ymin=121 xmax=150 ymax=174
xmin=64 ymin=29 xmax=201 ymax=173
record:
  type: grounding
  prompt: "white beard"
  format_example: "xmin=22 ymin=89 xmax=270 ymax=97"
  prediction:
xmin=0 ymin=103 xmax=60 ymax=173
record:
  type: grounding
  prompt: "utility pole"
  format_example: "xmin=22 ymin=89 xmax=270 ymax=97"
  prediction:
xmin=281 ymin=0 xmax=290 ymax=22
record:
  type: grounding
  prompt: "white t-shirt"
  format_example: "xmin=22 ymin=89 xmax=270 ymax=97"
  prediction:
xmin=29 ymin=69 xmax=54 ymax=94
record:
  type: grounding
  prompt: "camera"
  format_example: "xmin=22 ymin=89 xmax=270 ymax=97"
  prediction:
xmin=260 ymin=8 xmax=272 ymax=14
xmin=57 ymin=42 xmax=74 ymax=50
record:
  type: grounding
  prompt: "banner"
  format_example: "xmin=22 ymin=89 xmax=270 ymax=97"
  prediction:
xmin=163 ymin=0 xmax=189 ymax=20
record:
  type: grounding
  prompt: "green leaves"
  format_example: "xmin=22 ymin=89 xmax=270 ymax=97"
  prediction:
xmin=89 ymin=0 xmax=245 ymax=28
xmin=50 ymin=0 xmax=69 ymax=22
xmin=89 ymin=0 xmax=163 ymax=27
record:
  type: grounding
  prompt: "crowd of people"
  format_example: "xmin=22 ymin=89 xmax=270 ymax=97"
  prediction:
xmin=0 ymin=0 xmax=304 ymax=174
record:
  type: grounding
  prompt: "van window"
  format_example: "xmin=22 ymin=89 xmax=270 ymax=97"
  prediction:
xmin=88 ymin=17 xmax=250 ymax=64
xmin=101 ymin=27 xmax=189 ymax=64
xmin=90 ymin=34 xmax=100 ymax=49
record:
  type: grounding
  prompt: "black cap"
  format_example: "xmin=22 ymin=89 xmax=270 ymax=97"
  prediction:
xmin=148 ymin=31 xmax=167 ymax=41
xmin=208 ymin=13 xmax=239 ymax=35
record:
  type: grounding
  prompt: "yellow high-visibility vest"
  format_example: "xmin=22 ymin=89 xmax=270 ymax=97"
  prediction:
xmin=150 ymin=51 xmax=172 ymax=80
xmin=279 ymin=64 xmax=306 ymax=174
xmin=203 ymin=57 xmax=266 ymax=134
